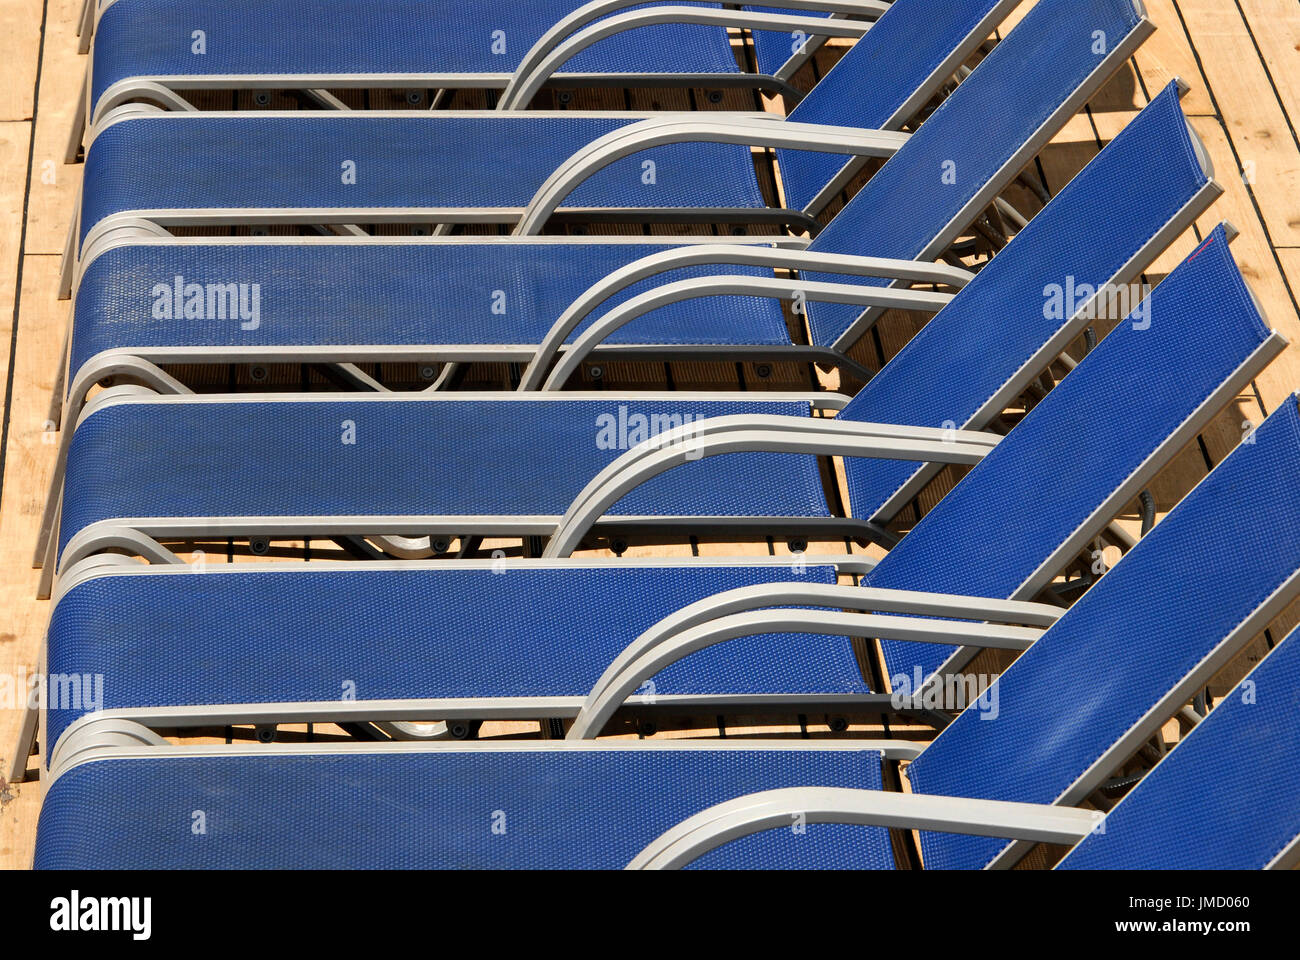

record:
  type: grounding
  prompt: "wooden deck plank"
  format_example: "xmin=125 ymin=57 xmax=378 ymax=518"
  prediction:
xmin=1133 ymin=0 xmax=1215 ymax=116
xmin=1188 ymin=119 xmax=1300 ymax=415
xmin=0 ymin=255 xmax=66 ymax=868
xmin=0 ymin=0 xmax=42 ymax=122
xmin=1176 ymin=0 xmax=1300 ymax=249
xmin=23 ymin=0 xmax=84 ymax=255
xmin=1237 ymin=1 xmax=1300 ymax=151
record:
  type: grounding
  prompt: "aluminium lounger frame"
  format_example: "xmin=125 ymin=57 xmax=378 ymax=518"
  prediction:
xmin=75 ymin=0 xmax=899 ymax=103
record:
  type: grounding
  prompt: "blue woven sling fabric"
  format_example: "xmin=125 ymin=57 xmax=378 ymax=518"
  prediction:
xmin=862 ymin=225 xmax=1273 ymax=697
xmin=57 ymin=396 xmax=831 ymax=554
xmin=1060 ymin=624 xmax=1300 ymax=870
xmin=906 ymin=394 xmax=1300 ymax=870
xmin=68 ymin=242 xmax=792 ymax=382
xmin=43 ymin=562 xmax=873 ymax=750
xmin=837 ymin=82 xmax=1207 ymax=527
xmin=35 ymin=747 xmax=893 ymax=868
xmin=802 ymin=0 xmax=1144 ymax=347
xmin=747 ymin=6 xmax=830 ymax=80
xmin=774 ymin=0 xmax=1011 ymax=213
xmin=79 ymin=114 xmax=767 ymax=245
xmin=90 ymin=0 xmax=742 ymax=111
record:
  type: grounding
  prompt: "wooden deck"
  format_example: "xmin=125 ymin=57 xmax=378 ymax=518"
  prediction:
xmin=2 ymin=0 xmax=1299 ymax=869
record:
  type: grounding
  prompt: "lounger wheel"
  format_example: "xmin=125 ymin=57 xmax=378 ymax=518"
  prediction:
xmin=706 ymin=90 xmax=723 ymax=104
xmin=610 ymin=537 xmax=628 ymax=556
xmin=255 ymin=724 xmax=277 ymax=743
xmin=827 ymin=716 xmax=849 ymax=733
xmin=248 ymin=364 xmax=269 ymax=382
xmin=754 ymin=364 xmax=772 ymax=379
xmin=430 ymin=536 xmax=452 ymax=555
xmin=787 ymin=537 xmax=808 ymax=553
xmin=1098 ymin=771 xmax=1144 ymax=799
xmin=557 ymin=91 xmax=573 ymax=105
xmin=587 ymin=364 xmax=604 ymax=380
xmin=445 ymin=720 xmax=482 ymax=740
xmin=253 ymin=92 xmax=271 ymax=106
xmin=249 ymin=537 xmax=271 ymax=556
xmin=404 ymin=90 xmax=425 ymax=106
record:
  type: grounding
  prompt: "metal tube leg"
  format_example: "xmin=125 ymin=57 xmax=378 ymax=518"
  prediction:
xmin=36 ymin=491 xmax=62 ymax=601
xmin=64 ymin=68 xmax=88 ymax=164
xmin=57 ymin=216 xmax=77 ymax=300
xmin=33 ymin=418 xmax=74 ymax=567
xmin=6 ymin=701 xmax=38 ymax=783
xmin=46 ymin=312 xmax=72 ymax=430
xmin=77 ymin=0 xmax=95 ymax=53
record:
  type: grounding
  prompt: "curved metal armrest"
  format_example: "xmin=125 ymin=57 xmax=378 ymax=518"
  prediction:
xmin=518 ymin=245 xmax=972 ymax=390
xmin=513 ymin=116 xmax=910 ymax=235
xmin=500 ymin=7 xmax=881 ymax=110
xmin=564 ymin=580 xmax=1059 ymax=738
xmin=568 ymin=608 xmax=1044 ymax=740
xmin=542 ymin=414 xmax=999 ymax=558
xmin=533 ymin=274 xmax=952 ymax=390
xmin=627 ymin=787 xmax=1103 ymax=869
xmin=500 ymin=0 xmax=890 ymax=109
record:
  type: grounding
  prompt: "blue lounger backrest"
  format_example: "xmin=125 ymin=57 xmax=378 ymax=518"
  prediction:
xmin=802 ymin=0 xmax=1147 ymax=343
xmin=773 ymin=0 xmax=1017 ymax=212
xmin=906 ymin=393 xmax=1300 ymax=869
xmin=1058 ymin=623 xmax=1300 ymax=870
xmin=864 ymin=224 xmax=1276 ymax=690
xmin=836 ymin=82 xmax=1213 ymax=527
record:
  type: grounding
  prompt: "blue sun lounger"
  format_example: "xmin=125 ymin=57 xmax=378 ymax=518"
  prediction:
xmin=32 ymin=403 xmax=1300 ymax=867
xmin=60 ymin=78 xmax=1212 ymax=436
xmin=43 ymin=108 xmax=1245 ymax=595
xmin=31 ymin=234 xmax=1284 ymax=777
xmin=78 ymin=0 xmax=897 ymax=122
xmin=69 ymin=0 xmax=1151 ymax=282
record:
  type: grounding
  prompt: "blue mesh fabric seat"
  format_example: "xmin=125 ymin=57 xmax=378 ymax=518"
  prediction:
xmin=46 ymin=234 xmax=1279 ymax=761
xmin=34 ymin=398 xmax=1300 ymax=868
xmin=74 ymin=0 xmax=1147 ymax=249
xmin=1057 ymin=624 xmax=1300 ymax=870
xmin=65 ymin=80 xmax=1208 ymax=415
